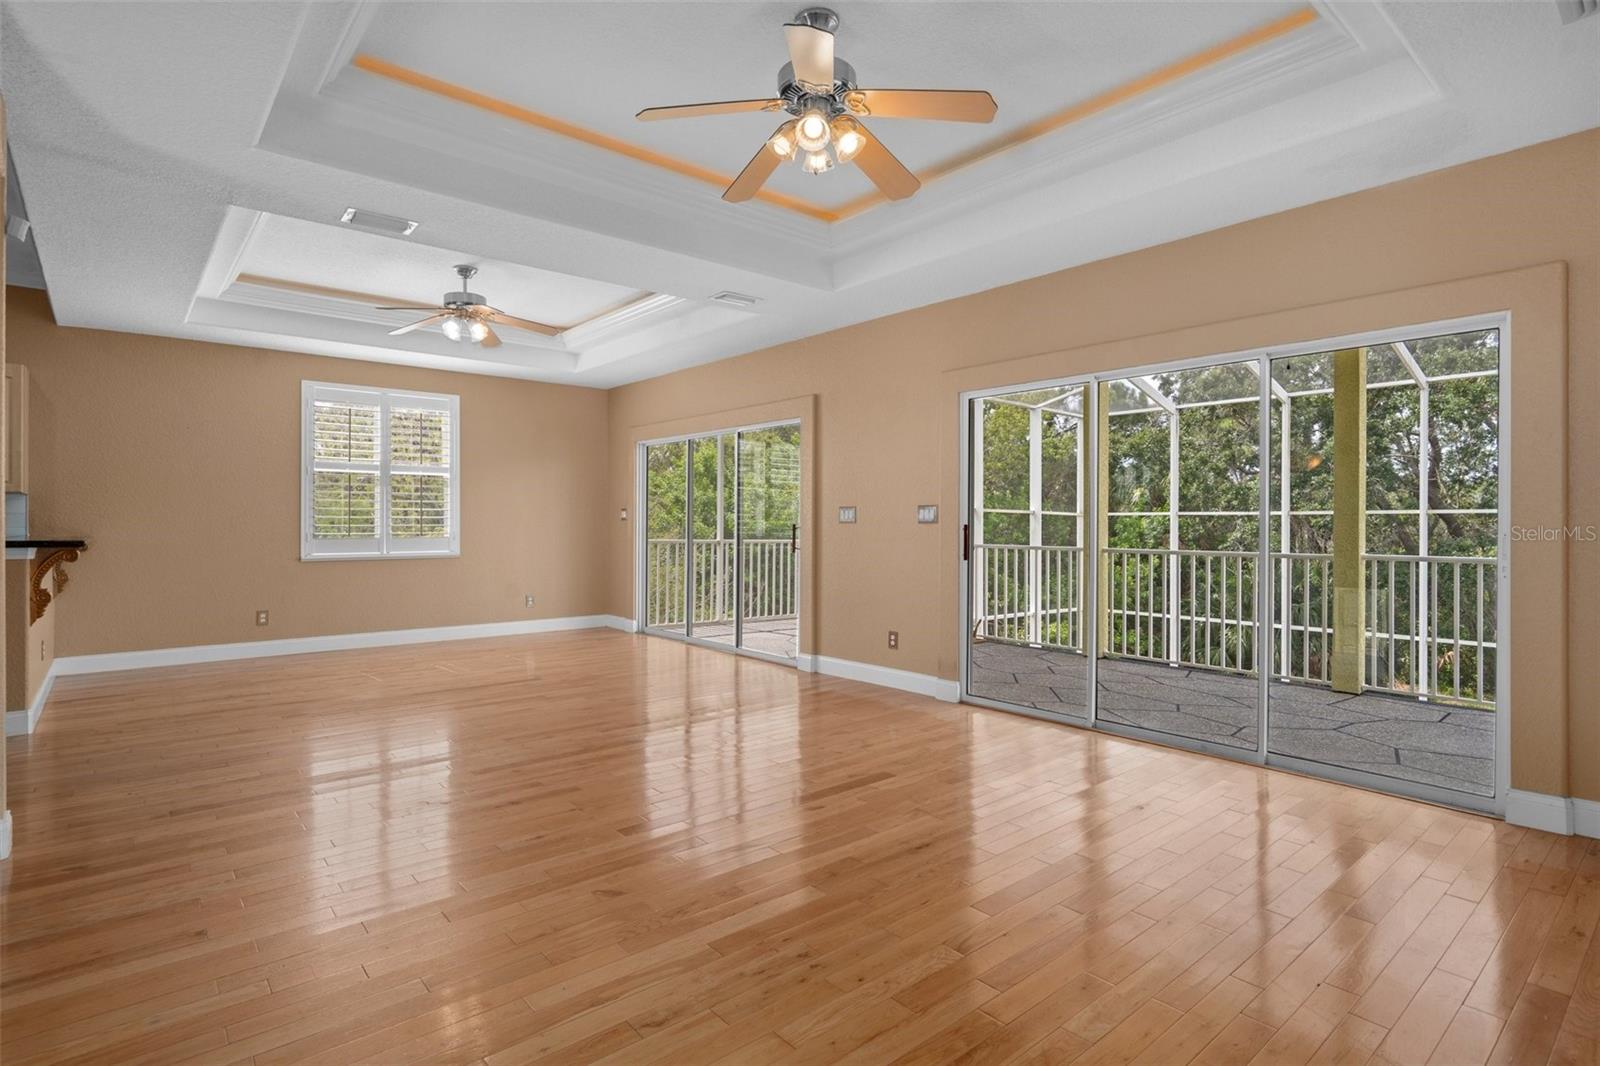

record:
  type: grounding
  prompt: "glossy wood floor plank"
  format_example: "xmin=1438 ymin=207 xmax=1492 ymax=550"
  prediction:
xmin=3 ymin=630 xmax=1596 ymax=1065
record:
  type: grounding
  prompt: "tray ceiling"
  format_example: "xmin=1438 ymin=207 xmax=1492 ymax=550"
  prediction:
xmin=2 ymin=1 xmax=1595 ymax=385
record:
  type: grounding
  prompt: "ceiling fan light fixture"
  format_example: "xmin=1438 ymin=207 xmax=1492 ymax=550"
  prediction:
xmin=635 ymin=7 xmax=996 ymax=204
xmin=767 ymin=120 xmax=800 ymax=160
xmin=830 ymin=115 xmax=864 ymax=163
xmin=801 ymin=148 xmax=835 ymax=175
xmin=466 ymin=318 xmax=490 ymax=343
xmin=440 ymin=316 xmax=465 ymax=342
xmin=795 ymin=108 xmax=831 ymax=152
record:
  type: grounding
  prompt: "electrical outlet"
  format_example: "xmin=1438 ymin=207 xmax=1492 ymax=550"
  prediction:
xmin=619 ymin=507 xmax=629 ymax=521
xmin=40 ymin=640 xmax=45 ymax=661
xmin=888 ymin=630 xmax=899 ymax=650
xmin=525 ymin=594 xmax=536 ymax=608
xmin=255 ymin=609 xmax=269 ymax=626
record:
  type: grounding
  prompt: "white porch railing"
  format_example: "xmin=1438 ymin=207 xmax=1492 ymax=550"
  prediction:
xmin=645 ymin=538 xmax=796 ymax=629
xmin=971 ymin=544 xmax=1497 ymax=709
xmin=973 ymin=545 xmax=1086 ymax=650
xmin=1103 ymin=547 xmax=1259 ymax=673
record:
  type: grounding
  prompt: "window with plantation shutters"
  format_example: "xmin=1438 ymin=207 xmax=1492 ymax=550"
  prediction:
xmin=301 ymin=382 xmax=460 ymax=559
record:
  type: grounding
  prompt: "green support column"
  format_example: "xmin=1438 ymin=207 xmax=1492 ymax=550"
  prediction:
xmin=1331 ymin=347 xmax=1366 ymax=693
xmin=1096 ymin=382 xmax=1111 ymax=655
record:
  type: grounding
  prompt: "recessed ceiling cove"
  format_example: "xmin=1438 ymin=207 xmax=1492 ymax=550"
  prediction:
xmin=3 ymin=2 xmax=1595 ymax=384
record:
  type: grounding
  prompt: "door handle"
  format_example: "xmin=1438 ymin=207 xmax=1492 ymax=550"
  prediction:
xmin=790 ymin=523 xmax=798 ymax=553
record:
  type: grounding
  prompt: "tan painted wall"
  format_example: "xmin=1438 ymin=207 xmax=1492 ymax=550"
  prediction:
xmin=605 ymin=130 xmax=1600 ymax=802
xmin=5 ymin=286 xmax=612 ymax=655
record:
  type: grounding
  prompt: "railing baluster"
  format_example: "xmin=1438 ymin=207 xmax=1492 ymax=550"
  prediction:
xmin=1453 ymin=560 xmax=1462 ymax=700
xmin=1368 ymin=558 xmax=1377 ymax=688
xmin=1386 ymin=559 xmax=1396 ymax=691
xmin=1476 ymin=562 xmax=1485 ymax=704
xmin=1433 ymin=557 xmax=1446 ymax=697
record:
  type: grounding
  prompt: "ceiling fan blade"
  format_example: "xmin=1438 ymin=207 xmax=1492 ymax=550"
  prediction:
xmin=376 ymin=305 xmax=447 ymax=312
xmin=783 ymin=22 xmax=835 ymax=89
xmin=852 ymin=124 xmax=921 ymax=201
xmin=388 ymin=313 xmax=449 ymax=336
xmin=723 ymin=127 xmax=788 ymax=202
xmin=844 ymin=89 xmax=998 ymax=123
xmin=636 ymin=98 xmax=786 ymax=121
xmin=479 ymin=323 xmax=502 ymax=348
xmin=489 ymin=311 xmax=562 ymax=337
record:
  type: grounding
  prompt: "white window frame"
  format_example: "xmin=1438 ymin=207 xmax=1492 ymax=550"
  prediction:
xmin=301 ymin=381 xmax=461 ymax=560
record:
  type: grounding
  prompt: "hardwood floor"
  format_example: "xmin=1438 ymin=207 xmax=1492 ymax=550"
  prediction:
xmin=2 ymin=629 xmax=1595 ymax=1065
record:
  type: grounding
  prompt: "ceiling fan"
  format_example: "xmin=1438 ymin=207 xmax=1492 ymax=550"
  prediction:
xmin=636 ymin=6 xmax=997 ymax=204
xmin=377 ymin=265 xmax=562 ymax=347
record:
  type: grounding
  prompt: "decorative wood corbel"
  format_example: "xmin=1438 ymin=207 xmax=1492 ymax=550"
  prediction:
xmin=30 ymin=546 xmax=83 ymax=624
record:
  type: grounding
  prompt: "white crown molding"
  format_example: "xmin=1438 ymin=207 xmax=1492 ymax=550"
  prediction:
xmin=563 ymin=293 xmax=688 ymax=348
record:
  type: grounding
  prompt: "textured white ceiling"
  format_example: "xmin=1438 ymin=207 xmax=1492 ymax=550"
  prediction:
xmin=1 ymin=1 xmax=1595 ymax=386
xmin=237 ymin=214 xmax=647 ymax=327
xmin=357 ymin=1 xmax=1305 ymax=208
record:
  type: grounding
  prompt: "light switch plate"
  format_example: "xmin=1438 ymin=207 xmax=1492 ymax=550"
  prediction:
xmin=916 ymin=505 xmax=938 ymax=524
xmin=838 ymin=506 xmax=857 ymax=523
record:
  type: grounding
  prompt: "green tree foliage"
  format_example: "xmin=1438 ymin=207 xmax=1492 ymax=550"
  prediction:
xmin=646 ymin=429 xmax=800 ymax=542
xmin=978 ymin=331 xmax=1498 ymax=558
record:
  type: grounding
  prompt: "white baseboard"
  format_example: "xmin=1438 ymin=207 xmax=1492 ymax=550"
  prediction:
xmin=5 ymin=659 xmax=61 ymax=737
xmin=1506 ymin=789 xmax=1577 ymax=836
xmin=50 ymin=614 xmax=629 ymax=677
xmin=810 ymin=655 xmax=961 ymax=703
xmin=0 ymin=810 xmax=11 ymax=861
xmin=1575 ymin=798 xmax=1600 ymax=840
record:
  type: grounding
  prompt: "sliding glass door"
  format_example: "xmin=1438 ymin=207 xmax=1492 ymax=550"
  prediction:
xmin=641 ymin=421 xmax=801 ymax=663
xmin=1094 ymin=360 xmax=1263 ymax=753
xmin=966 ymin=385 xmax=1089 ymax=721
xmin=1265 ymin=332 xmax=1501 ymax=800
xmin=963 ymin=320 xmax=1504 ymax=812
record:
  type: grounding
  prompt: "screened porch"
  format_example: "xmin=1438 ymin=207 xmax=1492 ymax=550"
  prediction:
xmin=968 ymin=327 xmax=1501 ymax=799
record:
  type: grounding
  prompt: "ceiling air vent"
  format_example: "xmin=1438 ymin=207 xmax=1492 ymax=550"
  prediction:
xmin=339 ymin=207 xmax=419 ymax=237
xmin=710 ymin=291 xmax=761 ymax=308
xmin=1556 ymin=0 xmax=1597 ymax=23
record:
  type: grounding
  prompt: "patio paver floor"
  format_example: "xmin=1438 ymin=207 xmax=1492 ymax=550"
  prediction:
xmin=969 ymin=640 xmax=1493 ymax=796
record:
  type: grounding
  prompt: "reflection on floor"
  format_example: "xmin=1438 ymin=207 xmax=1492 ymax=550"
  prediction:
xmin=969 ymin=640 xmax=1494 ymax=797
xmin=688 ymin=617 xmax=797 ymax=659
